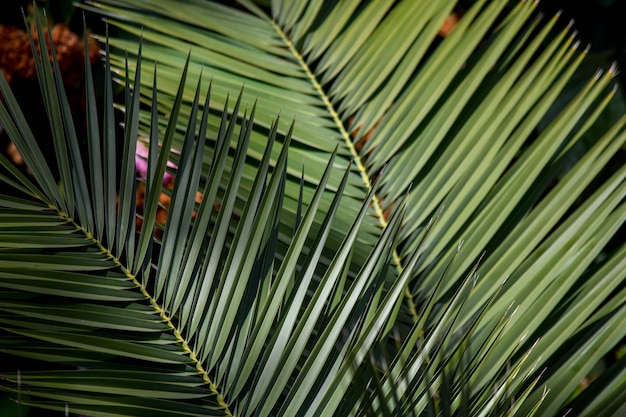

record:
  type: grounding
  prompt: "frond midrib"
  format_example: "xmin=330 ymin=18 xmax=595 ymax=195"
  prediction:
xmin=269 ymin=19 xmax=419 ymax=323
xmin=59 ymin=208 xmax=235 ymax=417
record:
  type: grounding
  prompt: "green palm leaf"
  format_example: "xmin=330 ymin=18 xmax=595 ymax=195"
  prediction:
xmin=0 ymin=0 xmax=624 ymax=415
xmin=0 ymin=7 xmax=446 ymax=417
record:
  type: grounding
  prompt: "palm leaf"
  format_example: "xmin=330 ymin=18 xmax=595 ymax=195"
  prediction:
xmin=0 ymin=6 xmax=452 ymax=417
xmin=0 ymin=0 xmax=625 ymax=415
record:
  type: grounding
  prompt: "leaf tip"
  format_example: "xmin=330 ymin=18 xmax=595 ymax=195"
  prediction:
xmin=594 ymin=68 xmax=603 ymax=80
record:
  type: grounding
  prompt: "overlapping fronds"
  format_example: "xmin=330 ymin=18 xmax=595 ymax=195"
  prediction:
xmin=0 ymin=0 xmax=625 ymax=415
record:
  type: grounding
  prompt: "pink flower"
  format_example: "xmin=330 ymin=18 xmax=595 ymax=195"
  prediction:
xmin=136 ymin=140 xmax=177 ymax=185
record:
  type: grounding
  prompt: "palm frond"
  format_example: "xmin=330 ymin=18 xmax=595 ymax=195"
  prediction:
xmin=0 ymin=0 xmax=624 ymax=415
xmin=0 ymin=6 xmax=453 ymax=417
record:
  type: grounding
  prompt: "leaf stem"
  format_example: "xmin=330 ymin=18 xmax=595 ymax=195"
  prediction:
xmin=270 ymin=20 xmax=419 ymax=323
xmin=62 ymin=209 xmax=234 ymax=417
